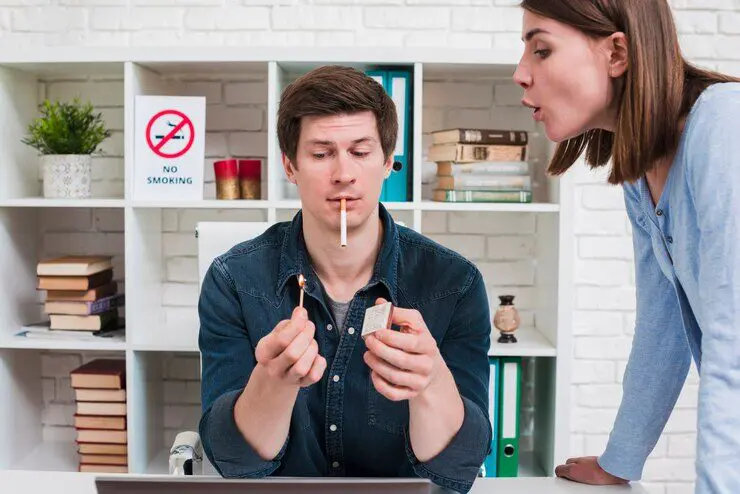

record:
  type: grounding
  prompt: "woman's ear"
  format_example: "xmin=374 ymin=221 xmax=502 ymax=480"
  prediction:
xmin=282 ymin=153 xmax=297 ymax=184
xmin=608 ymin=32 xmax=628 ymax=78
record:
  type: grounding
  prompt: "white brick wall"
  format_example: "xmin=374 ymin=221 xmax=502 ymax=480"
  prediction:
xmin=11 ymin=1 xmax=740 ymax=490
xmin=161 ymin=352 xmax=201 ymax=448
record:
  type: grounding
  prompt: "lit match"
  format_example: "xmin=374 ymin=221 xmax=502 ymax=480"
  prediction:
xmin=298 ymin=274 xmax=306 ymax=308
xmin=340 ymin=198 xmax=347 ymax=247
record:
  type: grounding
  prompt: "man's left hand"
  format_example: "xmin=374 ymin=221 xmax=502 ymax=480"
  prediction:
xmin=363 ymin=298 xmax=444 ymax=402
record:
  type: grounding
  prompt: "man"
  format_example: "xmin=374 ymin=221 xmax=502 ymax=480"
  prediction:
xmin=198 ymin=65 xmax=491 ymax=493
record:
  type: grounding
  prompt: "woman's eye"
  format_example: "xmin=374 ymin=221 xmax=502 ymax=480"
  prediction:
xmin=534 ymin=49 xmax=551 ymax=59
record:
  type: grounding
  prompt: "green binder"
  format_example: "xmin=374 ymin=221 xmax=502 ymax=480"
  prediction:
xmin=496 ymin=356 xmax=521 ymax=477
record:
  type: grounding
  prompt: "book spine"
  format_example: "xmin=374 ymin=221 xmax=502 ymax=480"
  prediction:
xmin=437 ymin=175 xmax=531 ymax=190
xmin=439 ymin=161 xmax=529 ymax=176
xmin=89 ymin=294 xmax=124 ymax=314
xmin=433 ymin=189 xmax=532 ymax=203
xmin=432 ymin=129 xmax=529 ymax=145
xmin=458 ymin=145 xmax=526 ymax=162
xmin=456 ymin=129 xmax=528 ymax=145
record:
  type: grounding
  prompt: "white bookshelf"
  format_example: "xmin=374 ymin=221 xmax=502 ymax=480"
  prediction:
xmin=0 ymin=47 xmax=573 ymax=483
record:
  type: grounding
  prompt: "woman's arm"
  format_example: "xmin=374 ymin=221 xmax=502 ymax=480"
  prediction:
xmin=685 ymin=85 xmax=740 ymax=493
xmin=596 ymin=185 xmax=692 ymax=481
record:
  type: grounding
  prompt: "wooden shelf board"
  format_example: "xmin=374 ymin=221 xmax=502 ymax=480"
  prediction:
xmin=13 ymin=441 xmax=78 ymax=472
xmin=129 ymin=200 xmax=271 ymax=209
xmin=0 ymin=198 xmax=125 ymax=208
xmin=0 ymin=47 xmax=522 ymax=66
xmin=0 ymin=198 xmax=560 ymax=214
xmin=489 ymin=327 xmax=556 ymax=358
xmin=0 ymin=336 xmax=126 ymax=351
xmin=420 ymin=201 xmax=559 ymax=213
xmin=519 ymin=450 xmax=548 ymax=478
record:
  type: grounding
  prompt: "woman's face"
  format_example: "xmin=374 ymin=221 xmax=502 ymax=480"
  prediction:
xmin=513 ymin=10 xmax=623 ymax=142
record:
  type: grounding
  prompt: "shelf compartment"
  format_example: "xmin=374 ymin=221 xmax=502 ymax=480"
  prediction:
xmin=420 ymin=62 xmax=560 ymax=208
xmin=129 ymin=350 xmax=201 ymax=475
xmin=0 ymin=348 xmax=126 ymax=472
xmin=0 ymin=61 xmax=125 ymax=202
xmin=0 ymin=207 xmax=126 ymax=346
xmin=421 ymin=210 xmax=562 ymax=355
xmin=270 ymin=61 xmax=420 ymax=203
xmin=126 ymin=61 xmax=269 ymax=203
xmin=126 ymin=207 xmax=266 ymax=351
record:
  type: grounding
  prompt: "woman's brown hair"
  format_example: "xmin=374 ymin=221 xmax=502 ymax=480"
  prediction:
xmin=520 ymin=0 xmax=740 ymax=185
xmin=277 ymin=65 xmax=398 ymax=169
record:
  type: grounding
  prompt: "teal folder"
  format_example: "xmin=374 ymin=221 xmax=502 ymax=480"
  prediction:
xmin=366 ymin=68 xmax=412 ymax=202
xmin=480 ymin=357 xmax=499 ymax=477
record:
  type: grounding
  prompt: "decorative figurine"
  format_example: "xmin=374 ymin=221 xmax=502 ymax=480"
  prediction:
xmin=493 ymin=295 xmax=520 ymax=343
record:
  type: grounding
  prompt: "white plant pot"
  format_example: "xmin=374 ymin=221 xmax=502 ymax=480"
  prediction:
xmin=41 ymin=154 xmax=92 ymax=199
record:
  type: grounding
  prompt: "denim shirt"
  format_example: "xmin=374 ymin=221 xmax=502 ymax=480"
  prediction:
xmin=598 ymin=82 xmax=740 ymax=493
xmin=198 ymin=204 xmax=492 ymax=493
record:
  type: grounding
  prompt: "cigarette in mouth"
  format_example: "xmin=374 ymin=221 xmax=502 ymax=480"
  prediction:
xmin=340 ymin=198 xmax=347 ymax=247
xmin=298 ymin=274 xmax=305 ymax=308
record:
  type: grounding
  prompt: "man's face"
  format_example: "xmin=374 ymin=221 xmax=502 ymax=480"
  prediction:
xmin=283 ymin=111 xmax=392 ymax=234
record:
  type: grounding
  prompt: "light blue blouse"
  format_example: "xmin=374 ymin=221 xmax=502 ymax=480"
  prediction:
xmin=598 ymin=82 xmax=740 ymax=493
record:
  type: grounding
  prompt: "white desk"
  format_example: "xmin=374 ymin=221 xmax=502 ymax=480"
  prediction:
xmin=4 ymin=471 xmax=648 ymax=494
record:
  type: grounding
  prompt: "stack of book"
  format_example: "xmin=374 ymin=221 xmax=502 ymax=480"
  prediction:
xmin=35 ymin=256 xmax=124 ymax=336
xmin=427 ymin=128 xmax=532 ymax=203
xmin=71 ymin=358 xmax=128 ymax=473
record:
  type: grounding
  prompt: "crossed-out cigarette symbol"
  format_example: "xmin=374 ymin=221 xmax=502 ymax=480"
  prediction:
xmin=154 ymin=121 xmax=185 ymax=140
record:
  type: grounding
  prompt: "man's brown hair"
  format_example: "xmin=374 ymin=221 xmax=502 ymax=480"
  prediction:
xmin=520 ymin=0 xmax=740 ymax=185
xmin=277 ymin=65 xmax=398 ymax=168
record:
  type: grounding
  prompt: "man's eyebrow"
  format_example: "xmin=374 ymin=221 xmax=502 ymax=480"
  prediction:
xmin=352 ymin=136 xmax=376 ymax=144
xmin=522 ymin=27 xmax=550 ymax=42
xmin=305 ymin=136 xmax=376 ymax=146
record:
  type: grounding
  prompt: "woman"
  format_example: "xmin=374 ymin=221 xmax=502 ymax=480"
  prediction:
xmin=513 ymin=0 xmax=740 ymax=491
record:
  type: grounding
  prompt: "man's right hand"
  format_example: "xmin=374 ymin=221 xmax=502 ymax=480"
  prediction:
xmin=555 ymin=457 xmax=628 ymax=485
xmin=254 ymin=306 xmax=327 ymax=388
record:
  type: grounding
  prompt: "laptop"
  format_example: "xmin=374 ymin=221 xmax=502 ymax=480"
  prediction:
xmin=95 ymin=476 xmax=451 ymax=494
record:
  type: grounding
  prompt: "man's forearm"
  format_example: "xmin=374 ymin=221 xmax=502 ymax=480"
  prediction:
xmin=234 ymin=363 xmax=300 ymax=460
xmin=408 ymin=364 xmax=464 ymax=462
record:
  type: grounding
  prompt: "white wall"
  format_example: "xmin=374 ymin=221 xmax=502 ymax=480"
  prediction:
xmin=8 ymin=1 xmax=740 ymax=492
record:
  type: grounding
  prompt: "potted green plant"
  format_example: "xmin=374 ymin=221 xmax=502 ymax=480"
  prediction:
xmin=22 ymin=97 xmax=111 ymax=199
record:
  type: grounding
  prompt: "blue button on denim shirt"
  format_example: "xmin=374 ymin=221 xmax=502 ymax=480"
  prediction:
xmin=198 ymin=204 xmax=492 ymax=493
xmin=598 ymin=82 xmax=740 ymax=493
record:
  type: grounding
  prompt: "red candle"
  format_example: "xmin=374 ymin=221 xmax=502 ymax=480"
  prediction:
xmin=238 ymin=159 xmax=261 ymax=199
xmin=214 ymin=159 xmax=239 ymax=199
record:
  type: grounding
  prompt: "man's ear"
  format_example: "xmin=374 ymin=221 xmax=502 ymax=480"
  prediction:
xmin=607 ymin=32 xmax=628 ymax=78
xmin=383 ymin=156 xmax=393 ymax=179
xmin=282 ymin=153 xmax=297 ymax=184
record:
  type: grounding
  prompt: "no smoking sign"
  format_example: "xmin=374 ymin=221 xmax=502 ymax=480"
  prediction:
xmin=134 ymin=96 xmax=205 ymax=201
xmin=146 ymin=109 xmax=195 ymax=159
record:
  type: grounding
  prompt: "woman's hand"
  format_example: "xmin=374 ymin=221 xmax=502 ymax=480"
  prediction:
xmin=555 ymin=456 xmax=628 ymax=485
